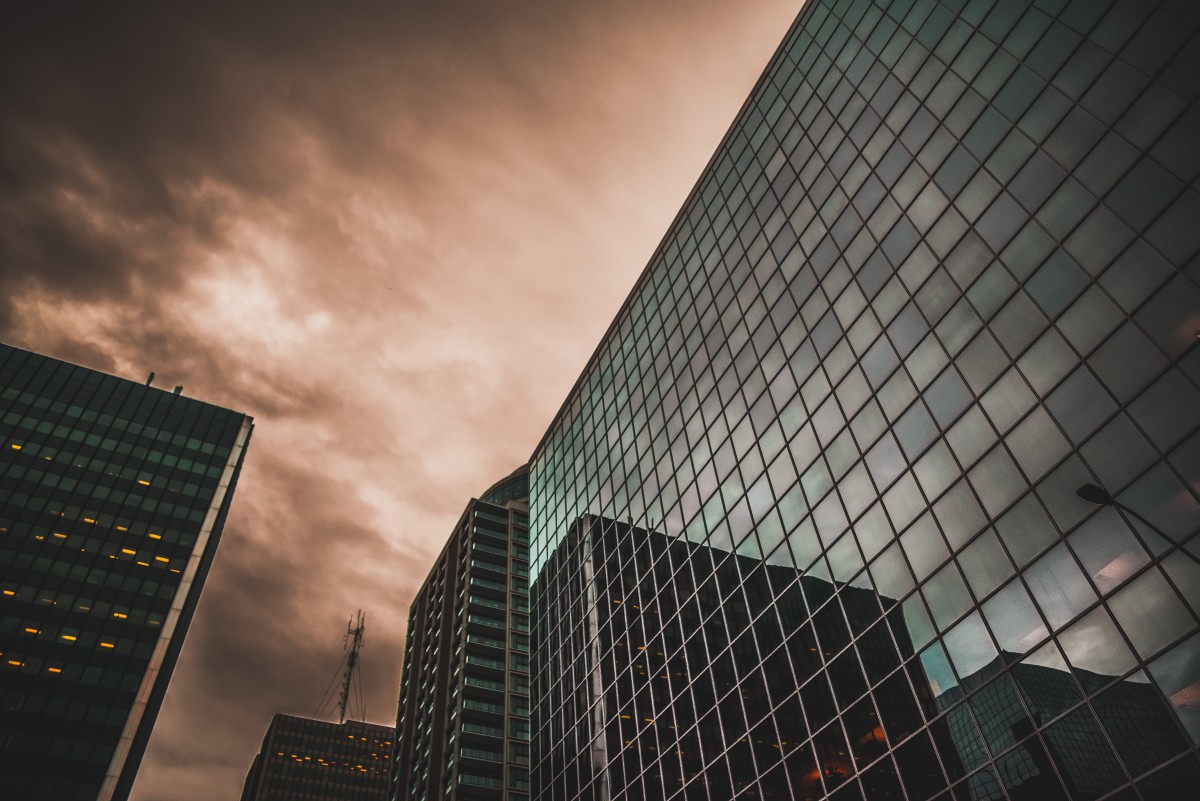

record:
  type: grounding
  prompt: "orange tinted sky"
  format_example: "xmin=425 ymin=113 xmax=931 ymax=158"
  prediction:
xmin=0 ymin=1 xmax=803 ymax=797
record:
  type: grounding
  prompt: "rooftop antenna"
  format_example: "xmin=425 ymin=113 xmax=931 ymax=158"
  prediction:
xmin=336 ymin=610 xmax=366 ymax=724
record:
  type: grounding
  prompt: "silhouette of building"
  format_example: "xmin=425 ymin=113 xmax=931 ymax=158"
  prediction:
xmin=0 ymin=342 xmax=252 ymax=801
xmin=240 ymin=714 xmax=393 ymax=801
xmin=390 ymin=466 xmax=531 ymax=800
xmin=527 ymin=0 xmax=1200 ymax=798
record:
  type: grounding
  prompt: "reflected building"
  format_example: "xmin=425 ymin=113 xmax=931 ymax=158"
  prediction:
xmin=527 ymin=0 xmax=1200 ymax=799
xmin=390 ymin=467 xmax=531 ymax=801
xmin=0 ymin=343 xmax=253 ymax=801
xmin=240 ymin=714 xmax=393 ymax=801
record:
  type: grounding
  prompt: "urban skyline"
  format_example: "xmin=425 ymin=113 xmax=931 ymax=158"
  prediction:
xmin=1 ymin=1 xmax=801 ymax=798
xmin=3 ymin=0 xmax=1199 ymax=798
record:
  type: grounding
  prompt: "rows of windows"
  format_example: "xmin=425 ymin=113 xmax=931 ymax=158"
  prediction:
xmin=529 ymin=0 xmax=1198 ymax=799
xmin=391 ymin=481 xmax=533 ymax=801
xmin=0 ymin=343 xmax=251 ymax=801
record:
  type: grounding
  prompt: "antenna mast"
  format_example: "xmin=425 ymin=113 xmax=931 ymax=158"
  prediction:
xmin=336 ymin=610 xmax=366 ymax=724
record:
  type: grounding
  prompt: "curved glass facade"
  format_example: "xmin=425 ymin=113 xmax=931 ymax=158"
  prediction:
xmin=528 ymin=0 xmax=1200 ymax=798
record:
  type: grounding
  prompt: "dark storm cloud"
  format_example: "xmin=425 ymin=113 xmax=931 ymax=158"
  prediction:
xmin=1 ymin=1 xmax=804 ymax=798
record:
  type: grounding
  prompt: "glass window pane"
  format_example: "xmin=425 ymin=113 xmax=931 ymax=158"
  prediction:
xmin=1058 ymin=606 xmax=1137 ymax=683
xmin=958 ymin=531 xmax=1011 ymax=598
xmin=932 ymin=479 xmax=987 ymax=550
xmin=1108 ymin=569 xmax=1195 ymax=660
xmin=902 ymin=512 xmax=951 ymax=583
xmin=923 ymin=562 xmax=973 ymax=631
xmin=1024 ymin=543 xmax=1096 ymax=630
xmin=995 ymin=493 xmax=1057 ymax=568
xmin=1066 ymin=508 xmax=1150 ymax=595
xmin=1045 ymin=365 xmax=1117 ymax=445
xmin=1148 ymin=632 xmax=1200 ymax=744
xmin=968 ymin=444 xmax=1026 ymax=517
xmin=1004 ymin=407 xmax=1069 ymax=482
xmin=982 ymin=578 xmax=1048 ymax=655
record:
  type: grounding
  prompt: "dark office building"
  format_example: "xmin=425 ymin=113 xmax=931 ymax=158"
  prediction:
xmin=390 ymin=466 xmax=532 ymax=801
xmin=528 ymin=0 xmax=1200 ymax=798
xmin=241 ymin=714 xmax=393 ymax=801
xmin=0 ymin=343 xmax=253 ymax=801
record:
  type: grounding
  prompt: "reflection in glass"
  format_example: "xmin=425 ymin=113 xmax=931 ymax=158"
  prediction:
xmin=1108 ymin=568 xmax=1195 ymax=659
xmin=1148 ymin=632 xmax=1200 ymax=744
xmin=982 ymin=579 xmax=1048 ymax=655
xmin=1067 ymin=507 xmax=1150 ymax=594
xmin=1058 ymin=606 xmax=1137 ymax=685
xmin=1023 ymin=543 xmax=1096 ymax=630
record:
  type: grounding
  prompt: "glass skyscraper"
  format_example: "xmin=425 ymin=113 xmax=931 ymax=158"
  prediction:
xmin=528 ymin=0 xmax=1200 ymax=798
xmin=391 ymin=467 xmax=532 ymax=801
xmin=0 ymin=343 xmax=253 ymax=801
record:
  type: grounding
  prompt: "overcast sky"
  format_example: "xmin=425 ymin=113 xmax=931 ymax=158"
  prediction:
xmin=1 ymin=1 xmax=802 ymax=798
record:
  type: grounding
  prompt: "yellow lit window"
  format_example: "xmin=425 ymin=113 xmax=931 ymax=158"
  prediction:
xmin=121 ymin=548 xmax=136 ymax=555
xmin=61 ymin=634 xmax=77 ymax=641
xmin=23 ymin=627 xmax=40 ymax=635
xmin=113 ymin=612 xmax=127 ymax=619
xmin=148 ymin=532 xmax=162 ymax=539
xmin=83 ymin=518 xmax=96 ymax=524
xmin=136 ymin=561 xmax=149 ymax=567
xmin=47 ymin=667 xmax=62 ymax=674
xmin=2 ymin=590 xmax=14 ymax=596
xmin=9 ymin=443 xmax=21 ymax=450
xmin=116 ymin=525 xmax=129 ymax=532
xmin=100 ymin=642 xmax=115 ymax=649
xmin=155 ymin=556 xmax=169 ymax=563
xmin=137 ymin=479 xmax=151 ymax=486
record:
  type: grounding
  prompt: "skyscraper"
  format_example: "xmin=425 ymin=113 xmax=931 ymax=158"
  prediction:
xmin=391 ymin=466 xmax=532 ymax=801
xmin=528 ymin=0 xmax=1200 ymax=798
xmin=0 ymin=343 xmax=253 ymax=801
xmin=241 ymin=714 xmax=393 ymax=801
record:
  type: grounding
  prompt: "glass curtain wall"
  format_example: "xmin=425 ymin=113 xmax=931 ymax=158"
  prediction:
xmin=529 ymin=0 xmax=1200 ymax=799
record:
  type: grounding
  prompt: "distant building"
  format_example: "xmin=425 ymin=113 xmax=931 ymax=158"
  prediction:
xmin=0 ymin=342 xmax=252 ymax=801
xmin=240 ymin=714 xmax=393 ymax=801
xmin=390 ymin=466 xmax=531 ymax=801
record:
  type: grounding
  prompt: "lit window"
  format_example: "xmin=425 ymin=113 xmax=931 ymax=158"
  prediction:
xmin=155 ymin=556 xmax=169 ymax=563
xmin=9 ymin=443 xmax=21 ymax=450
xmin=100 ymin=642 xmax=115 ymax=649
xmin=137 ymin=479 xmax=151 ymax=486
xmin=148 ymin=532 xmax=162 ymax=539
xmin=23 ymin=627 xmax=40 ymax=634
xmin=121 ymin=548 xmax=136 ymax=555
xmin=47 ymin=667 xmax=62 ymax=674
xmin=113 ymin=612 xmax=127 ymax=619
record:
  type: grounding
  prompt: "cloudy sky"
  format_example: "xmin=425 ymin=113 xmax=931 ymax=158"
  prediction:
xmin=1 ymin=1 xmax=804 ymax=798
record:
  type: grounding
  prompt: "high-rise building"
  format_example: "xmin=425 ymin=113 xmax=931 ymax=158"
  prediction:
xmin=0 ymin=343 xmax=253 ymax=801
xmin=391 ymin=466 xmax=532 ymax=801
xmin=528 ymin=0 xmax=1200 ymax=798
xmin=240 ymin=714 xmax=393 ymax=801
